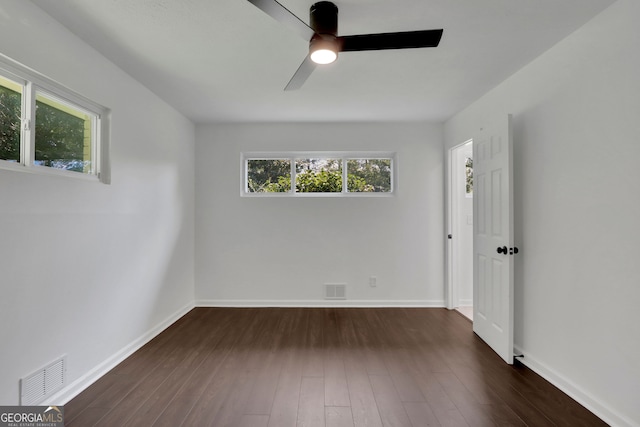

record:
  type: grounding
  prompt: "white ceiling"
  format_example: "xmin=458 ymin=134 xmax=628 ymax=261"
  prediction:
xmin=31 ymin=0 xmax=614 ymax=123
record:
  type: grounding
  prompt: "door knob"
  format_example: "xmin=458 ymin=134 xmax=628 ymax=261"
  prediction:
xmin=497 ymin=246 xmax=508 ymax=254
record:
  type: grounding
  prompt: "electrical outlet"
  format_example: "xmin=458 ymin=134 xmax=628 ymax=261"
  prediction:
xmin=369 ymin=276 xmax=377 ymax=287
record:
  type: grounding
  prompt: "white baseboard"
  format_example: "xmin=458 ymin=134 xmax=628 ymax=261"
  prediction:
xmin=47 ymin=301 xmax=195 ymax=406
xmin=458 ymin=299 xmax=473 ymax=306
xmin=513 ymin=345 xmax=637 ymax=427
xmin=196 ymin=299 xmax=445 ymax=308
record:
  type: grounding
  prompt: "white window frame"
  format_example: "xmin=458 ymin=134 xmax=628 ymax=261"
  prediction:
xmin=0 ymin=53 xmax=110 ymax=183
xmin=241 ymin=151 xmax=396 ymax=197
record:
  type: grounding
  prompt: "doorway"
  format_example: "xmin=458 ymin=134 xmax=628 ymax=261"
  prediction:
xmin=448 ymin=140 xmax=473 ymax=320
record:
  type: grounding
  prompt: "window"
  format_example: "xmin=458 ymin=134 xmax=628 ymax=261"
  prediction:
xmin=347 ymin=158 xmax=392 ymax=193
xmin=296 ymin=158 xmax=343 ymax=193
xmin=0 ymin=74 xmax=21 ymax=163
xmin=247 ymin=159 xmax=291 ymax=192
xmin=242 ymin=152 xmax=395 ymax=196
xmin=0 ymin=55 xmax=109 ymax=182
xmin=465 ymin=157 xmax=473 ymax=196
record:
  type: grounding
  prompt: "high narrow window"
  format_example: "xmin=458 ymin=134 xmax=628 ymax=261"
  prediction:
xmin=0 ymin=55 xmax=109 ymax=182
xmin=242 ymin=152 xmax=395 ymax=196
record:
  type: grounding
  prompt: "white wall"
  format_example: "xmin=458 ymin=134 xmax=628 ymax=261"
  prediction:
xmin=444 ymin=1 xmax=640 ymax=425
xmin=195 ymin=122 xmax=444 ymax=306
xmin=0 ymin=1 xmax=195 ymax=405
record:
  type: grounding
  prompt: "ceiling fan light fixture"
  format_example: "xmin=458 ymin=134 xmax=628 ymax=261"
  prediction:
xmin=246 ymin=0 xmax=443 ymax=90
xmin=310 ymin=48 xmax=337 ymax=64
xmin=309 ymin=36 xmax=338 ymax=64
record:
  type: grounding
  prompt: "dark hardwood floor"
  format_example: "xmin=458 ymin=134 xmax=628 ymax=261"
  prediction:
xmin=64 ymin=308 xmax=607 ymax=426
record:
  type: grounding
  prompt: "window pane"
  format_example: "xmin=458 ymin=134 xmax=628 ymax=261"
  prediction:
xmin=35 ymin=92 xmax=93 ymax=174
xmin=465 ymin=157 xmax=473 ymax=195
xmin=247 ymin=159 xmax=291 ymax=192
xmin=347 ymin=159 xmax=392 ymax=192
xmin=0 ymin=75 xmax=22 ymax=163
xmin=295 ymin=158 xmax=342 ymax=193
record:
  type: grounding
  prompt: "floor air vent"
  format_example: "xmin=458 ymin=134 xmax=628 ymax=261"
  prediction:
xmin=20 ymin=355 xmax=66 ymax=405
xmin=324 ymin=283 xmax=347 ymax=300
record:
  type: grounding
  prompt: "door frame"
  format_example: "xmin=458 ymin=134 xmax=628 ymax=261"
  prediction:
xmin=446 ymin=139 xmax=473 ymax=310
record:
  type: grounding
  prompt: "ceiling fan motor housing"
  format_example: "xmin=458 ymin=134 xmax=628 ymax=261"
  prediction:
xmin=309 ymin=1 xmax=339 ymax=62
xmin=310 ymin=1 xmax=338 ymax=35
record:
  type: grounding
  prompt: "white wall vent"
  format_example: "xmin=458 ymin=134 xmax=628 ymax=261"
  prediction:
xmin=20 ymin=355 xmax=67 ymax=405
xmin=324 ymin=283 xmax=347 ymax=300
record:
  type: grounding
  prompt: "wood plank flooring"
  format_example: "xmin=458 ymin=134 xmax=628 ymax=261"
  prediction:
xmin=64 ymin=308 xmax=607 ymax=427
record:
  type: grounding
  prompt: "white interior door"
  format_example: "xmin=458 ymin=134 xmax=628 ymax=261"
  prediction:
xmin=472 ymin=114 xmax=514 ymax=364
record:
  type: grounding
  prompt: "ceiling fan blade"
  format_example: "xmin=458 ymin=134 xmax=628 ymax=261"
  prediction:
xmin=284 ymin=55 xmax=317 ymax=91
xmin=338 ymin=29 xmax=443 ymax=52
xmin=247 ymin=0 xmax=315 ymax=41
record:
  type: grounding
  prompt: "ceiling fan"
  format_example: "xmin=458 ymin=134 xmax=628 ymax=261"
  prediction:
xmin=247 ymin=0 xmax=444 ymax=90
